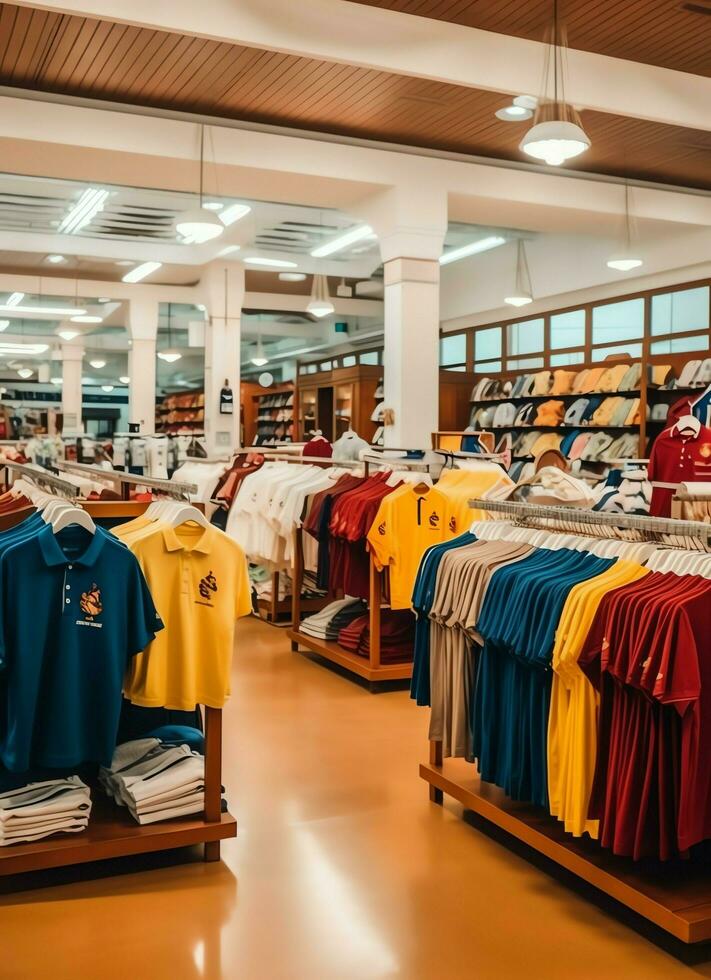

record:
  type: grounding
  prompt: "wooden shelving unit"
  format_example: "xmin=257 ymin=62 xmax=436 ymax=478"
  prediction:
xmin=421 ymin=747 xmax=711 ymax=944
xmin=287 ymin=527 xmax=413 ymax=685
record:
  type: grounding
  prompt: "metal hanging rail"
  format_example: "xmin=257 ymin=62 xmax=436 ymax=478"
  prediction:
xmin=55 ymin=461 xmax=197 ymax=499
xmin=3 ymin=460 xmax=80 ymax=498
xmin=469 ymin=496 xmax=711 ymax=542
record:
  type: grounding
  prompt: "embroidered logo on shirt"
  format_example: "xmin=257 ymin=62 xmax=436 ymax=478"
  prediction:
xmin=378 ymin=522 xmax=386 ymax=535
xmin=77 ymin=584 xmax=103 ymax=629
xmin=429 ymin=512 xmax=440 ymax=528
xmin=448 ymin=516 xmax=456 ymax=532
xmin=197 ymin=571 xmax=218 ymax=606
xmin=700 ymin=443 xmax=711 ymax=458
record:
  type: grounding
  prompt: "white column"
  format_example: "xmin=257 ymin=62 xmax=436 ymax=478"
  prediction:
xmin=367 ymin=186 xmax=447 ymax=448
xmin=127 ymin=298 xmax=159 ymax=433
xmin=201 ymin=263 xmax=245 ymax=455
xmin=61 ymin=341 xmax=84 ymax=434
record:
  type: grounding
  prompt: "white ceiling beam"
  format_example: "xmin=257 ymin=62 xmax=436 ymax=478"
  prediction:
xmin=13 ymin=0 xmax=711 ymax=133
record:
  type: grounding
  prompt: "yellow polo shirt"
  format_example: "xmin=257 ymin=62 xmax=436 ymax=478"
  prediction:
xmin=123 ymin=523 xmax=251 ymax=710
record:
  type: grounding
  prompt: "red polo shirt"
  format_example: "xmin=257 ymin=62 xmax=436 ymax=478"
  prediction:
xmin=648 ymin=422 xmax=711 ymax=516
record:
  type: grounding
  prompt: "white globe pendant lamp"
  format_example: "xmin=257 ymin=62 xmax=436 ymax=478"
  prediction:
xmin=606 ymin=182 xmax=643 ymax=272
xmin=504 ymin=240 xmax=534 ymax=307
xmin=250 ymin=329 xmax=268 ymax=367
xmin=520 ymin=0 xmax=590 ymax=168
xmin=175 ymin=125 xmax=225 ymax=244
xmin=307 ymin=274 xmax=335 ymax=319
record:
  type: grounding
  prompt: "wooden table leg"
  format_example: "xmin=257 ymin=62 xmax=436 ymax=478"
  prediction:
xmin=429 ymin=739 xmax=443 ymax=805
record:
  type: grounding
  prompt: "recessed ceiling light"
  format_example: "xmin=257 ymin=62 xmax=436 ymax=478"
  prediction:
xmin=71 ymin=314 xmax=103 ymax=324
xmin=279 ymin=272 xmax=307 ymax=282
xmin=496 ymin=105 xmax=533 ymax=122
xmin=101 ymin=384 xmax=114 ymax=392
xmin=310 ymin=224 xmax=374 ymax=258
xmin=55 ymin=327 xmax=81 ymax=341
xmin=513 ymin=95 xmax=538 ymax=110
xmin=202 ymin=201 xmax=224 ymax=211
xmin=216 ymin=245 xmax=241 ymax=257
xmin=16 ymin=367 xmax=33 ymax=379
xmin=119 ymin=375 xmax=130 ymax=384
xmin=122 ymin=261 xmax=162 ymax=283
xmin=89 ymin=359 xmax=106 ymax=369
xmin=606 ymin=257 xmax=643 ymax=272
xmin=58 ymin=187 xmax=109 ymax=235
xmin=244 ymin=257 xmax=298 ymax=269
xmin=46 ymin=254 xmax=66 ymax=264
xmin=439 ymin=236 xmax=507 ymax=266
xmin=219 ymin=204 xmax=251 ymax=227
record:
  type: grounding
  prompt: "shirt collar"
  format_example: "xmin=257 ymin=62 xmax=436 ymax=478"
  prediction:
xmin=38 ymin=524 xmax=107 ymax=567
xmin=161 ymin=525 xmax=213 ymax=555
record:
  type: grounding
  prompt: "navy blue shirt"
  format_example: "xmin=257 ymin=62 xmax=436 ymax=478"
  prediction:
xmin=0 ymin=524 xmax=162 ymax=771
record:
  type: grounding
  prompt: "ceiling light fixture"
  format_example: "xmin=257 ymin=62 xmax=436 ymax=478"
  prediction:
xmin=504 ymin=240 xmax=534 ymax=307
xmin=439 ymin=235 xmax=506 ymax=266
xmin=157 ymin=302 xmax=182 ymax=363
xmin=216 ymin=245 xmax=241 ymax=257
xmin=89 ymin=359 xmax=106 ymax=369
xmin=71 ymin=314 xmax=103 ymax=324
xmin=5 ymin=292 xmax=24 ymax=307
xmin=0 ymin=320 xmax=8 ymax=332
xmin=250 ymin=330 xmax=268 ymax=367
xmin=243 ymin=256 xmax=298 ymax=269
xmin=16 ymin=367 xmax=33 ymax=379
xmin=98 ymin=297 xmax=111 ymax=303
xmin=55 ymin=327 xmax=80 ymax=341
xmin=46 ymin=254 xmax=66 ymax=264
xmin=306 ymin=274 xmax=335 ymax=318
xmin=310 ymin=224 xmax=374 ymax=258
xmin=496 ymin=104 xmax=533 ymax=122
xmin=101 ymin=384 xmax=114 ymax=392
xmin=51 ymin=376 xmax=63 ymax=385
xmin=0 ymin=304 xmax=86 ymax=317
xmin=119 ymin=375 xmax=130 ymax=384
xmin=202 ymin=201 xmax=224 ymax=211
xmin=279 ymin=272 xmax=307 ymax=282
xmin=175 ymin=125 xmax=225 ymax=244
xmin=219 ymin=203 xmax=251 ymax=227
xmin=122 ymin=261 xmax=162 ymax=283
xmin=606 ymin=182 xmax=643 ymax=272
xmin=520 ymin=0 xmax=590 ymax=166
xmin=58 ymin=187 xmax=109 ymax=234
xmin=0 ymin=343 xmax=49 ymax=355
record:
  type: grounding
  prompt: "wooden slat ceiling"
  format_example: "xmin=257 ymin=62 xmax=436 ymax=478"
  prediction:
xmin=352 ymin=0 xmax=711 ymax=79
xmin=1 ymin=3 xmax=710 ymax=191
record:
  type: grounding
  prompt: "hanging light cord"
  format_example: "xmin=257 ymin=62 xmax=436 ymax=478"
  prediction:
xmin=199 ymin=125 xmax=205 ymax=208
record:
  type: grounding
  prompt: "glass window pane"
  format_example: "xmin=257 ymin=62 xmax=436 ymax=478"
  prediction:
xmin=359 ymin=351 xmax=378 ymax=365
xmin=474 ymin=360 xmax=501 ymax=374
xmin=440 ymin=333 xmax=466 ymax=366
xmin=550 ymin=350 xmax=585 ymax=366
xmin=320 ymin=360 xmax=332 ymax=371
xmin=592 ymin=298 xmax=644 ymax=344
xmin=592 ymin=343 xmax=642 ymax=361
xmin=342 ymin=354 xmax=356 ymax=367
xmin=442 ymin=364 xmax=466 ymax=372
xmin=550 ymin=309 xmax=585 ymax=349
xmin=306 ymin=364 xmax=317 ymax=374
xmin=506 ymin=356 xmax=544 ymax=370
xmin=474 ymin=327 xmax=501 ymax=361
xmin=508 ymin=318 xmax=544 ymax=356
xmin=651 ymin=287 xmax=709 ymax=336
xmin=651 ymin=334 xmax=710 ymax=355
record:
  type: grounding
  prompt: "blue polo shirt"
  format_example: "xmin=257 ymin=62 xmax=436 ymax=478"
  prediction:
xmin=0 ymin=524 xmax=163 ymax=772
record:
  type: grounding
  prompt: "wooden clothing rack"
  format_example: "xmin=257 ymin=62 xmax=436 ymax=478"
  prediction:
xmin=0 ymin=492 xmax=235 ymax=881
xmin=55 ymin=460 xmax=197 ymax=500
xmin=421 ymin=499 xmax=711 ymax=944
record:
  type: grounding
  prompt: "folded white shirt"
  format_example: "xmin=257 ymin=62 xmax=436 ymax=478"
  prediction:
xmin=120 ymin=756 xmax=205 ymax=805
xmin=0 ymin=817 xmax=89 ymax=846
xmin=0 ymin=805 xmax=91 ymax=831
xmin=134 ymin=788 xmax=204 ymax=816
xmin=128 ymin=797 xmax=206 ymax=825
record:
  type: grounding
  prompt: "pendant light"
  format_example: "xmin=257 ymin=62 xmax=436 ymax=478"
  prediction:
xmin=175 ymin=125 xmax=225 ymax=244
xmin=306 ymin=274 xmax=335 ymax=319
xmin=520 ymin=0 xmax=590 ymax=167
xmin=606 ymin=182 xmax=643 ymax=272
xmin=157 ymin=303 xmax=182 ymax=363
xmin=504 ymin=241 xmax=533 ymax=307
xmin=250 ymin=327 xmax=268 ymax=367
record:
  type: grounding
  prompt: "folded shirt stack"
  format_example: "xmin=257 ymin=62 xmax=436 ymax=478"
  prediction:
xmin=338 ymin=609 xmax=415 ymax=663
xmin=533 ymin=399 xmax=565 ymax=426
xmin=0 ymin=776 xmax=91 ymax=846
xmin=300 ymin=597 xmax=367 ymax=641
xmin=593 ymin=467 xmax=651 ymax=514
xmin=470 ymin=362 xmax=643 ymax=405
xmin=100 ymin=739 xmax=206 ymax=825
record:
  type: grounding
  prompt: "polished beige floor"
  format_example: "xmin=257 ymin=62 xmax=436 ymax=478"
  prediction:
xmin=2 ymin=616 xmax=710 ymax=979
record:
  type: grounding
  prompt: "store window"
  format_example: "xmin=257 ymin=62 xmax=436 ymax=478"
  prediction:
xmin=508 ymin=318 xmax=544 ymax=357
xmin=474 ymin=360 xmax=502 ymax=374
xmin=591 ymin=343 xmax=643 ymax=361
xmin=592 ymin=298 xmax=644 ymax=345
xmin=474 ymin=326 xmax=502 ymax=363
xmin=550 ymin=351 xmax=585 ymax=366
xmin=320 ymin=360 xmax=333 ymax=371
xmin=550 ymin=309 xmax=585 ymax=349
xmin=506 ymin=356 xmax=545 ymax=370
xmin=440 ymin=333 xmax=466 ymax=368
xmin=651 ymin=286 xmax=709 ymax=336
xmin=342 ymin=354 xmax=356 ymax=367
xmin=651 ymin=334 xmax=709 ymax=355
xmin=359 ymin=351 xmax=379 ymax=365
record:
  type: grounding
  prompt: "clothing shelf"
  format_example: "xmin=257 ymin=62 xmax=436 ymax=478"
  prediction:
xmin=469 ymin=388 xmax=642 ymax=405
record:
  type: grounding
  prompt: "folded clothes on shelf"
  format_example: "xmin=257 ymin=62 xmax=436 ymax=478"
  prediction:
xmin=300 ymin=597 xmax=367 ymax=641
xmin=0 ymin=775 xmax=91 ymax=846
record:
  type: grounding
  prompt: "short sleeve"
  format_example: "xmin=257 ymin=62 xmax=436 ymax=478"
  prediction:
xmin=234 ymin=550 xmax=253 ymax=620
xmin=366 ymin=497 xmax=395 ymax=570
xmin=126 ymin=556 xmax=163 ymax=658
xmin=652 ymin=609 xmax=700 ymax=715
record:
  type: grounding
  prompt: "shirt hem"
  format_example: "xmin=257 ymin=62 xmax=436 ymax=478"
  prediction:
xmin=125 ymin=693 xmax=230 ymax=711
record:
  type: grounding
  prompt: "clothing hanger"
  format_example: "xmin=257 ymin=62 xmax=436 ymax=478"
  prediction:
xmin=672 ymin=415 xmax=701 ymax=437
xmin=168 ymin=504 xmax=210 ymax=528
xmin=51 ymin=505 xmax=96 ymax=535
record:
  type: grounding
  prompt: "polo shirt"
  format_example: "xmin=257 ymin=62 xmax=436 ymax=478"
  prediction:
xmin=648 ymin=422 xmax=711 ymax=516
xmin=0 ymin=525 xmax=161 ymax=771
xmin=550 ymin=370 xmax=576 ymax=395
xmin=124 ymin=524 xmax=251 ymax=711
